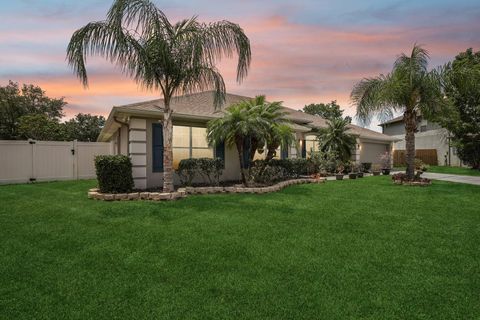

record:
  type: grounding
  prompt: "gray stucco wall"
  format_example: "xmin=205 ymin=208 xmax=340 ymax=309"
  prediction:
xmin=382 ymin=118 xmax=442 ymax=136
xmin=382 ymin=122 xmax=405 ymax=136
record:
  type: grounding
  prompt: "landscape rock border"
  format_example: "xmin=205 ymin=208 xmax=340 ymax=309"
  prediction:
xmin=393 ymin=180 xmax=432 ymax=186
xmin=87 ymin=178 xmax=326 ymax=201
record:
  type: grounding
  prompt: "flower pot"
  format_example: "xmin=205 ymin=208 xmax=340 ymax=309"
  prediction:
xmin=335 ymin=174 xmax=344 ymax=180
xmin=373 ymin=171 xmax=380 ymax=176
xmin=348 ymin=173 xmax=357 ymax=179
xmin=382 ymin=169 xmax=391 ymax=175
xmin=357 ymin=172 xmax=364 ymax=178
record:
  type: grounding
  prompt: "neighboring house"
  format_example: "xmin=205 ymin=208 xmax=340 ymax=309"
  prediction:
xmin=379 ymin=115 xmax=462 ymax=167
xmin=98 ymin=91 xmax=396 ymax=189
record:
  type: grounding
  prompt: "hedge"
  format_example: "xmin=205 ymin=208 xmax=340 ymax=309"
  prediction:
xmin=95 ymin=155 xmax=134 ymax=193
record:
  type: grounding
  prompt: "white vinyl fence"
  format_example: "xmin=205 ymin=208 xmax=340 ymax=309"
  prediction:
xmin=0 ymin=140 xmax=113 ymax=184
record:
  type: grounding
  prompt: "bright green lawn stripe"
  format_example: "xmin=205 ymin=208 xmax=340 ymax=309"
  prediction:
xmin=0 ymin=178 xmax=479 ymax=319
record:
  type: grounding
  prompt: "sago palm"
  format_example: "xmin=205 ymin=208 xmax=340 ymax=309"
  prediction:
xmin=351 ymin=45 xmax=442 ymax=178
xmin=206 ymin=102 xmax=265 ymax=185
xmin=66 ymin=0 xmax=251 ymax=192
xmin=264 ymin=124 xmax=296 ymax=161
xmin=317 ymin=118 xmax=356 ymax=162
xmin=244 ymin=96 xmax=292 ymax=162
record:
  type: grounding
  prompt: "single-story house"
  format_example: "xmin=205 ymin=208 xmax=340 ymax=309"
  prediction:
xmin=98 ymin=91 xmax=397 ymax=189
xmin=379 ymin=114 xmax=462 ymax=167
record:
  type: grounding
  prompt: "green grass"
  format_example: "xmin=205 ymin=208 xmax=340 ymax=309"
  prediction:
xmin=428 ymin=166 xmax=480 ymax=176
xmin=1 ymin=178 xmax=479 ymax=319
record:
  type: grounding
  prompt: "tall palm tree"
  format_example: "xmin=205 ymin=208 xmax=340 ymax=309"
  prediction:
xmin=66 ymin=0 xmax=251 ymax=192
xmin=351 ymin=45 xmax=442 ymax=178
xmin=317 ymin=118 xmax=356 ymax=162
xmin=206 ymin=102 xmax=265 ymax=185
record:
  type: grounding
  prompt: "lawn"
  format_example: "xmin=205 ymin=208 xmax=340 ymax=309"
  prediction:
xmin=1 ymin=178 xmax=479 ymax=319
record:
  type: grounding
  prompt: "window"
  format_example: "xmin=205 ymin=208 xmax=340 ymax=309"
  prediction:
xmin=304 ymin=135 xmax=319 ymax=157
xmin=152 ymin=123 xmax=164 ymax=172
xmin=172 ymin=125 xmax=213 ymax=169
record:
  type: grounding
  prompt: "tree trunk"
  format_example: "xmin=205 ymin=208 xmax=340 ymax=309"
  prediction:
xmin=235 ymin=137 xmax=248 ymax=185
xmin=163 ymin=98 xmax=174 ymax=193
xmin=265 ymin=144 xmax=278 ymax=161
xmin=404 ymin=110 xmax=417 ymax=179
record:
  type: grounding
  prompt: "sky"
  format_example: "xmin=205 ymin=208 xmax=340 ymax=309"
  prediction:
xmin=1 ymin=0 xmax=479 ymax=130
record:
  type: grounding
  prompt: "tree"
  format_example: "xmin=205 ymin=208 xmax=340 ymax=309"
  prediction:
xmin=0 ymin=81 xmax=66 ymax=140
xmin=207 ymin=101 xmax=265 ymax=185
xmin=240 ymin=96 xmax=294 ymax=163
xmin=435 ymin=49 xmax=480 ymax=169
xmin=303 ymin=100 xmax=351 ymax=123
xmin=264 ymin=124 xmax=296 ymax=161
xmin=17 ymin=114 xmax=65 ymax=141
xmin=67 ymin=0 xmax=251 ymax=192
xmin=316 ymin=118 xmax=356 ymax=163
xmin=64 ymin=113 xmax=106 ymax=142
xmin=351 ymin=45 xmax=443 ymax=178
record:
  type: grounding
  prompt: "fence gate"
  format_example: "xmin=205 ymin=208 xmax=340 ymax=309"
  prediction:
xmin=393 ymin=149 xmax=438 ymax=166
xmin=0 ymin=140 xmax=113 ymax=184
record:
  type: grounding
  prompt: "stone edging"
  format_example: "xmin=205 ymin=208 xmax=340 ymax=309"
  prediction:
xmin=87 ymin=189 xmax=186 ymax=201
xmin=184 ymin=178 xmax=325 ymax=195
xmin=393 ymin=180 xmax=432 ymax=186
xmin=87 ymin=178 xmax=326 ymax=201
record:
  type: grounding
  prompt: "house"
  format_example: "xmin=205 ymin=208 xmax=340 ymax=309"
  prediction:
xmin=98 ymin=91 xmax=397 ymax=189
xmin=379 ymin=114 xmax=462 ymax=167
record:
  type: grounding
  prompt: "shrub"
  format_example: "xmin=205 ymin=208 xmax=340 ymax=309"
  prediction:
xmin=414 ymin=158 xmax=429 ymax=171
xmin=197 ymin=158 xmax=224 ymax=186
xmin=379 ymin=152 xmax=392 ymax=169
xmin=361 ymin=162 xmax=372 ymax=172
xmin=177 ymin=158 xmax=198 ymax=186
xmin=249 ymin=163 xmax=286 ymax=184
xmin=177 ymin=158 xmax=224 ymax=186
xmin=309 ymin=150 xmax=339 ymax=174
xmin=95 ymin=155 xmax=134 ymax=193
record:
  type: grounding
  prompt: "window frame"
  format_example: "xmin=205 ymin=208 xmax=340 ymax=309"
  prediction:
xmin=172 ymin=125 xmax=214 ymax=168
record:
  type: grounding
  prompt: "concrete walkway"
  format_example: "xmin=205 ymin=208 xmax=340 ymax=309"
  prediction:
xmin=419 ymin=172 xmax=480 ymax=186
xmin=327 ymin=172 xmax=480 ymax=186
xmin=391 ymin=171 xmax=480 ymax=186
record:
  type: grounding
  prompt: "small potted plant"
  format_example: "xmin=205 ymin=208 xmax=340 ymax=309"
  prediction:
xmin=335 ymin=164 xmax=344 ymax=180
xmin=356 ymin=164 xmax=364 ymax=178
xmin=362 ymin=163 xmax=372 ymax=174
xmin=379 ymin=152 xmax=392 ymax=175
xmin=372 ymin=164 xmax=381 ymax=176
xmin=348 ymin=163 xmax=357 ymax=179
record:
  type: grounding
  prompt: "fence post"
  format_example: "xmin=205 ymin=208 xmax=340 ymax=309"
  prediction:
xmin=29 ymin=139 xmax=37 ymax=182
xmin=73 ymin=140 xmax=78 ymax=180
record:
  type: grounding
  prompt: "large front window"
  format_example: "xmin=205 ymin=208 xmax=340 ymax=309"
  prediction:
xmin=173 ymin=125 xmax=213 ymax=169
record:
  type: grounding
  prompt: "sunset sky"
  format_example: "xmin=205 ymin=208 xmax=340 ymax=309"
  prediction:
xmin=1 ymin=0 xmax=479 ymax=130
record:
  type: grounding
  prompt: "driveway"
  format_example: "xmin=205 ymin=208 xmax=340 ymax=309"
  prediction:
xmin=420 ymin=172 xmax=480 ymax=186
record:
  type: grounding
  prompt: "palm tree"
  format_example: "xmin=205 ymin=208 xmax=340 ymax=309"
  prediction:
xmin=206 ymin=102 xmax=265 ymax=185
xmin=66 ymin=0 xmax=251 ymax=192
xmin=245 ymin=97 xmax=294 ymax=162
xmin=316 ymin=118 xmax=356 ymax=162
xmin=351 ymin=45 xmax=442 ymax=178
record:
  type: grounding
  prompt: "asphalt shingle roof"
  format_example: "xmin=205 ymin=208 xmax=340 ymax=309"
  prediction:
xmin=107 ymin=91 xmax=395 ymax=142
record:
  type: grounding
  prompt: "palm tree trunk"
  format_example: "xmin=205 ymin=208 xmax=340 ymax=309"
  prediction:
xmin=235 ymin=137 xmax=248 ymax=185
xmin=404 ymin=110 xmax=416 ymax=179
xmin=163 ymin=98 xmax=174 ymax=192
